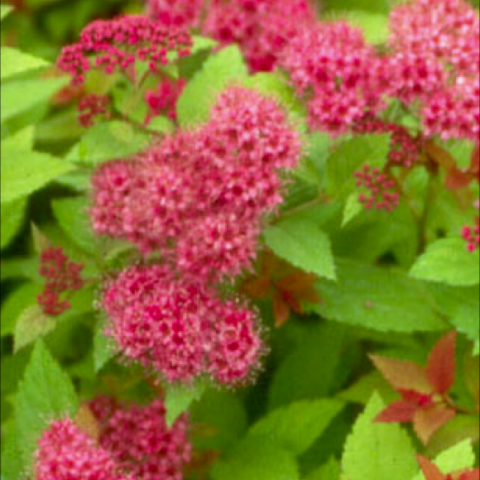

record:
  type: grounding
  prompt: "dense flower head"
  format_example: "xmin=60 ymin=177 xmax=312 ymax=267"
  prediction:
xmin=101 ymin=264 xmax=263 ymax=384
xmin=35 ymin=419 xmax=130 ymax=480
xmin=353 ymin=116 xmax=423 ymax=168
xmin=37 ymin=247 xmax=84 ymax=316
xmin=90 ymin=87 xmax=300 ymax=280
xmin=389 ymin=0 xmax=480 ymax=76
xmin=145 ymin=78 xmax=186 ymax=121
xmin=355 ymin=164 xmax=400 ymax=211
xmin=91 ymin=398 xmax=191 ymax=480
xmin=281 ymin=22 xmax=387 ymax=135
xmin=78 ymin=94 xmax=111 ymax=127
xmin=148 ymin=0 xmax=204 ymax=28
xmin=57 ymin=15 xmax=193 ymax=84
xmin=203 ymin=0 xmax=317 ymax=72
xmin=422 ymin=75 xmax=480 ymax=141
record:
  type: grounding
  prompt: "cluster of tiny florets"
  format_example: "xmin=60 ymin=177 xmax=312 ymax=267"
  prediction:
xmin=281 ymin=22 xmax=387 ymax=135
xmin=147 ymin=0 xmax=204 ymax=28
xmin=102 ymin=265 xmax=263 ymax=384
xmin=353 ymin=116 xmax=423 ymax=168
xmin=90 ymin=398 xmax=191 ymax=480
xmin=57 ymin=15 xmax=192 ymax=84
xmin=37 ymin=247 xmax=84 ymax=316
xmin=145 ymin=78 xmax=186 ymax=122
xmin=35 ymin=419 xmax=131 ymax=480
xmin=78 ymin=94 xmax=111 ymax=127
xmin=91 ymin=87 xmax=300 ymax=280
xmin=355 ymin=165 xmax=400 ymax=212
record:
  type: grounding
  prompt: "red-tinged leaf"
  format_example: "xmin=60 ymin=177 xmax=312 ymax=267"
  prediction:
xmin=375 ymin=400 xmax=417 ymax=423
xmin=370 ymin=355 xmax=432 ymax=394
xmin=413 ymin=405 xmax=456 ymax=445
xmin=427 ymin=331 xmax=457 ymax=395
xmin=426 ymin=142 xmax=457 ymax=170
xmin=446 ymin=167 xmax=474 ymax=190
xmin=273 ymin=290 xmax=291 ymax=328
xmin=243 ymin=276 xmax=271 ymax=299
xmin=74 ymin=404 xmax=100 ymax=442
xmin=399 ymin=389 xmax=435 ymax=408
xmin=470 ymin=144 xmax=479 ymax=175
xmin=417 ymin=455 xmax=446 ymax=480
xmin=276 ymin=272 xmax=318 ymax=293
xmin=280 ymin=290 xmax=304 ymax=316
xmin=457 ymin=470 xmax=480 ymax=480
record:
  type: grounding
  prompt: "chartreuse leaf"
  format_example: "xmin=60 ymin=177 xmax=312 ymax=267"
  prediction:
xmin=264 ymin=218 xmax=336 ymax=281
xmin=0 ymin=5 xmax=12 ymax=20
xmin=15 ymin=341 xmax=79 ymax=470
xmin=249 ymin=399 xmax=344 ymax=456
xmin=93 ymin=319 xmax=115 ymax=373
xmin=411 ymin=440 xmax=476 ymax=480
xmin=1 ymin=145 xmax=74 ymax=204
xmin=211 ymin=435 xmax=299 ymax=480
xmin=52 ymin=197 xmax=96 ymax=254
xmin=305 ymin=458 xmax=340 ymax=480
xmin=67 ymin=120 xmax=149 ymax=165
xmin=1 ymin=47 xmax=49 ymax=81
xmin=177 ymin=45 xmax=248 ymax=128
xmin=410 ymin=238 xmax=480 ymax=286
xmin=1 ymin=197 xmax=27 ymax=249
xmin=325 ymin=133 xmax=391 ymax=198
xmin=14 ymin=304 xmax=57 ymax=352
xmin=324 ymin=0 xmax=389 ymax=13
xmin=337 ymin=11 xmax=389 ymax=44
xmin=165 ymin=381 xmax=207 ymax=427
xmin=1 ymin=77 xmax=68 ymax=123
xmin=0 ymin=430 xmax=24 ymax=480
xmin=342 ymin=193 xmax=363 ymax=227
xmin=309 ymin=258 xmax=446 ymax=333
xmin=341 ymin=393 xmax=418 ymax=480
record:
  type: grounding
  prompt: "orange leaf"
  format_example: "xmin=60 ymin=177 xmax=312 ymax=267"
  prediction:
xmin=276 ymin=272 xmax=318 ymax=293
xmin=457 ymin=470 xmax=480 ymax=480
xmin=375 ymin=401 xmax=417 ymax=423
xmin=470 ymin=144 xmax=479 ymax=175
xmin=243 ymin=276 xmax=271 ymax=299
xmin=413 ymin=405 xmax=456 ymax=445
xmin=74 ymin=404 xmax=100 ymax=443
xmin=426 ymin=141 xmax=457 ymax=170
xmin=417 ymin=455 xmax=446 ymax=480
xmin=281 ymin=290 xmax=304 ymax=316
xmin=273 ymin=290 xmax=291 ymax=328
xmin=446 ymin=167 xmax=474 ymax=190
xmin=370 ymin=355 xmax=432 ymax=394
xmin=427 ymin=331 xmax=457 ymax=395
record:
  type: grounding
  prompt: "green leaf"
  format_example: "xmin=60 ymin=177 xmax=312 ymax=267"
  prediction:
xmin=339 ymin=12 xmax=389 ymax=44
xmin=0 ymin=430 xmax=24 ymax=480
xmin=51 ymin=197 xmax=96 ymax=254
xmin=177 ymin=45 xmax=248 ymax=128
xmin=264 ymin=218 xmax=336 ymax=280
xmin=326 ymin=134 xmax=391 ymax=198
xmin=249 ymin=399 xmax=344 ymax=456
xmin=269 ymin=323 xmax=346 ymax=408
xmin=165 ymin=381 xmax=207 ymax=427
xmin=15 ymin=341 xmax=78 ymax=469
xmin=93 ymin=320 xmax=115 ymax=373
xmin=341 ymin=393 xmax=418 ymax=480
xmin=1 ymin=197 xmax=27 ymax=249
xmin=411 ymin=440 xmax=476 ymax=480
xmin=324 ymin=0 xmax=389 ymax=14
xmin=211 ymin=436 xmax=299 ymax=480
xmin=67 ymin=121 xmax=149 ymax=165
xmin=1 ymin=147 xmax=74 ymax=204
xmin=410 ymin=238 xmax=480 ymax=286
xmin=1 ymin=47 xmax=49 ymax=81
xmin=1 ymin=282 xmax=42 ymax=337
xmin=14 ymin=304 xmax=57 ymax=352
xmin=0 ymin=5 xmax=13 ymax=21
xmin=338 ymin=371 xmax=397 ymax=406
xmin=305 ymin=458 xmax=340 ymax=480
xmin=310 ymin=258 xmax=447 ymax=333
xmin=342 ymin=193 xmax=363 ymax=227
xmin=1 ymin=77 xmax=68 ymax=124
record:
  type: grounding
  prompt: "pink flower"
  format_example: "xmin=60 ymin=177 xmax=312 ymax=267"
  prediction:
xmin=203 ymin=0 xmax=317 ymax=72
xmin=101 ymin=265 xmax=263 ymax=384
xmin=145 ymin=78 xmax=186 ymax=121
xmin=281 ymin=22 xmax=387 ymax=135
xmin=57 ymin=15 xmax=192 ymax=84
xmin=355 ymin=164 xmax=400 ymax=212
xmin=147 ymin=0 xmax=204 ymax=28
xmin=78 ymin=94 xmax=111 ymax=127
xmin=35 ymin=419 xmax=131 ymax=480
xmin=91 ymin=398 xmax=191 ymax=480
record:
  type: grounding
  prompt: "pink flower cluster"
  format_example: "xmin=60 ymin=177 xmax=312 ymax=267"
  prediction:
xmin=355 ymin=165 xmax=400 ymax=212
xmin=280 ymin=22 xmax=388 ymax=135
xmin=35 ymin=419 xmax=131 ymax=480
xmin=102 ymin=265 xmax=263 ymax=384
xmin=91 ymin=87 xmax=300 ymax=280
xmin=78 ymin=94 xmax=111 ymax=127
xmin=145 ymin=78 xmax=186 ymax=122
xmin=57 ymin=15 xmax=192 ymax=84
xmin=147 ymin=0 xmax=317 ymax=72
xmin=462 ymin=223 xmax=480 ymax=252
xmin=90 ymin=398 xmax=191 ymax=480
xmin=353 ymin=116 xmax=423 ymax=169
xmin=35 ymin=398 xmax=191 ymax=480
xmin=37 ymin=247 xmax=84 ymax=316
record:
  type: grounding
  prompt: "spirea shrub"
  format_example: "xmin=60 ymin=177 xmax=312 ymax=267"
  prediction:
xmin=0 ymin=0 xmax=479 ymax=479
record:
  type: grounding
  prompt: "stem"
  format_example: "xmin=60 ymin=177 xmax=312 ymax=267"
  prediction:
xmin=445 ymin=395 xmax=479 ymax=416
